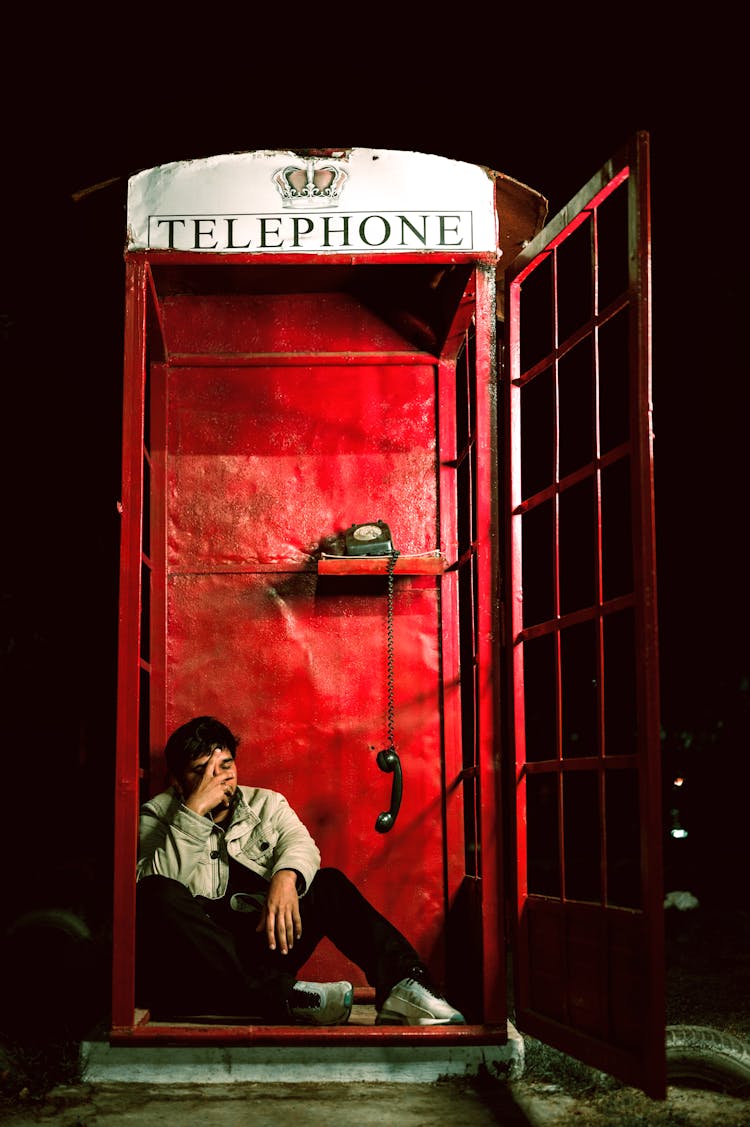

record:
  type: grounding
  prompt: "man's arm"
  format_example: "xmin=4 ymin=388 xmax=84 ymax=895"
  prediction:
xmin=137 ymin=799 xmax=215 ymax=885
xmin=266 ymin=794 xmax=321 ymax=894
xmin=254 ymin=793 xmax=321 ymax=954
xmin=256 ymin=868 xmax=302 ymax=955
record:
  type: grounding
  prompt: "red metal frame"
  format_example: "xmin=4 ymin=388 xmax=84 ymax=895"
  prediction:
xmin=474 ymin=266 xmax=505 ymax=1020
xmin=506 ymin=133 xmax=663 ymax=1096
xmin=111 ymin=1020 xmax=508 ymax=1046
xmin=113 ymin=249 xmax=505 ymax=1042
xmin=112 ymin=257 xmax=147 ymax=1030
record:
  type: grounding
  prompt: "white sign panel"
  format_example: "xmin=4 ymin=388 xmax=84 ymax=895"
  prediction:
xmin=126 ymin=149 xmax=499 ymax=256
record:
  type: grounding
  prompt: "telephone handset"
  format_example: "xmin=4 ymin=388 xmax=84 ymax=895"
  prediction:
xmin=342 ymin=521 xmax=402 ymax=832
xmin=344 ymin=520 xmax=394 ymax=557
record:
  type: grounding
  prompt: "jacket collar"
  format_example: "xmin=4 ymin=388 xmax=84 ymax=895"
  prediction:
xmin=219 ymin=787 xmax=260 ymax=837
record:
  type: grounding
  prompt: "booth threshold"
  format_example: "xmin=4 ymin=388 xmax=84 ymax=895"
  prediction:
xmin=88 ymin=1021 xmax=523 ymax=1085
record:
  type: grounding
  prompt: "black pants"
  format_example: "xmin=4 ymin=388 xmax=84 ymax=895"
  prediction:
xmin=136 ymin=867 xmax=423 ymax=1020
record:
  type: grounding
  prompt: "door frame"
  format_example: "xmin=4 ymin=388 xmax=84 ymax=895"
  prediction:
xmin=504 ymin=132 xmax=664 ymax=1097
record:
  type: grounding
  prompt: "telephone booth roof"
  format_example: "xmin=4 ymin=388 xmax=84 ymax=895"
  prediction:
xmin=126 ymin=148 xmax=548 ymax=296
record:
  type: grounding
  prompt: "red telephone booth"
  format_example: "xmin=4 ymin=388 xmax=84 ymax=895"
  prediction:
xmin=112 ymin=137 xmax=663 ymax=1095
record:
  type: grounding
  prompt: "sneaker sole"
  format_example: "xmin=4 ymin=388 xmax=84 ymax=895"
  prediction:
xmin=375 ymin=1007 xmax=465 ymax=1026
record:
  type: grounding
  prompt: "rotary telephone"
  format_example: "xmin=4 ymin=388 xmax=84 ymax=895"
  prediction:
xmin=343 ymin=520 xmax=394 ymax=556
xmin=344 ymin=522 xmax=402 ymax=833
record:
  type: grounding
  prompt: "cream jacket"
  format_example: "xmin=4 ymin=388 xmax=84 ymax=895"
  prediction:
xmin=137 ymin=785 xmax=321 ymax=900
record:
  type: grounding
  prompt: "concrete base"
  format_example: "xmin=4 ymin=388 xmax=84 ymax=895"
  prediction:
xmin=82 ymin=1022 xmax=524 ymax=1085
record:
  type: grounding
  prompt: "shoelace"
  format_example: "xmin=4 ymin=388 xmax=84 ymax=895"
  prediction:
xmin=290 ymin=988 xmax=322 ymax=1010
xmin=403 ymin=976 xmax=444 ymax=1000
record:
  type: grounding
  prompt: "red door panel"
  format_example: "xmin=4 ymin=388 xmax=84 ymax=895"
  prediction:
xmin=165 ymin=570 xmax=445 ymax=984
xmin=157 ymin=347 xmax=445 ymax=985
xmin=164 ymin=363 xmax=439 ymax=572
xmin=506 ymin=133 xmax=665 ymax=1096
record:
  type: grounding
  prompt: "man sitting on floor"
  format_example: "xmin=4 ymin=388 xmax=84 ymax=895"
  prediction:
xmin=137 ymin=716 xmax=465 ymax=1026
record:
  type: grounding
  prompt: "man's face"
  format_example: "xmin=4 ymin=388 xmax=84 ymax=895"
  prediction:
xmin=178 ymin=745 xmax=238 ymax=809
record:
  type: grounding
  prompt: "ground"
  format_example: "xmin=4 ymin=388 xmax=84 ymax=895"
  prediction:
xmin=1 ymin=905 xmax=748 ymax=1124
xmin=0 ymin=1075 xmax=748 ymax=1126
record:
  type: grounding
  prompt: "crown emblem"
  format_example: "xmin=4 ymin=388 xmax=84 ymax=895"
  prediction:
xmin=272 ymin=159 xmax=348 ymax=208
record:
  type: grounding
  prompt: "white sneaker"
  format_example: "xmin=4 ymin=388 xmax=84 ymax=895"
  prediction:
xmin=289 ymin=980 xmax=353 ymax=1025
xmin=376 ymin=977 xmax=465 ymax=1025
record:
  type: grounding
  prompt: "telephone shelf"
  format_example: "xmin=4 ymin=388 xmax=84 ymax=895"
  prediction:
xmin=317 ymin=554 xmax=445 ymax=575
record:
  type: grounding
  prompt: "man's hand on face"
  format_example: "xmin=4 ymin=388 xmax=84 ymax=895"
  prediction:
xmin=257 ymin=869 xmax=302 ymax=955
xmin=180 ymin=747 xmax=237 ymax=817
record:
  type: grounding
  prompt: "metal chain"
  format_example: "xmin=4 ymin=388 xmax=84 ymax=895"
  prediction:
xmin=385 ymin=549 xmax=396 ymax=752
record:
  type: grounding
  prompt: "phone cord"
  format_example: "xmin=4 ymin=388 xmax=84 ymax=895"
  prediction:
xmin=385 ymin=549 xmax=400 ymax=749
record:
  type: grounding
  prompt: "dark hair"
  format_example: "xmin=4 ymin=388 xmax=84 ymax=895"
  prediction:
xmin=164 ymin=716 xmax=240 ymax=778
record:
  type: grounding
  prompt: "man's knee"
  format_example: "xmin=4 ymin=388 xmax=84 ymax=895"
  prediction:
xmin=312 ymin=867 xmax=360 ymax=901
xmin=315 ymin=867 xmax=348 ymax=887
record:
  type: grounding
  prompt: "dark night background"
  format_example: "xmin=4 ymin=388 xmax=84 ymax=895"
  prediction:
xmin=0 ymin=15 xmax=747 ymax=1034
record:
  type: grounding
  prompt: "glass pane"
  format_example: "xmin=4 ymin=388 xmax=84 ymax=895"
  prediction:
xmin=603 ymin=609 xmax=637 ymax=757
xmin=521 ymin=365 xmax=554 ymax=499
xmin=144 ymin=354 xmax=153 ymax=453
xmin=458 ymin=563 xmax=476 ymax=768
xmin=559 ymin=477 xmax=596 ymax=615
xmin=597 ymin=180 xmax=629 ymax=311
xmin=558 ymin=336 xmax=594 ymax=480
xmin=140 ymin=558 xmax=151 ymax=665
xmin=527 ymin=772 xmax=560 ymax=897
xmin=519 ymin=254 xmax=554 ymax=373
xmin=457 ymin=454 xmax=472 ymax=557
xmin=463 ymin=774 xmax=481 ymax=877
xmin=455 ymin=339 xmax=470 ymax=451
xmin=142 ymin=450 xmax=151 ymax=560
xmin=556 ymin=216 xmax=593 ymax=343
xmin=560 ymin=619 xmax=598 ymax=758
xmin=598 ymin=308 xmax=630 ymax=453
xmin=605 ymin=768 xmax=641 ymax=908
xmin=601 ymin=456 xmax=633 ymax=601
xmin=139 ymin=665 xmax=151 ymax=803
xmin=522 ymin=500 xmax=554 ymax=627
xmin=563 ymin=770 xmax=601 ymax=902
xmin=523 ymin=632 xmax=557 ymax=762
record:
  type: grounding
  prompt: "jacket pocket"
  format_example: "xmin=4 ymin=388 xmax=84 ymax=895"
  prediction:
xmin=237 ymin=827 xmax=279 ymax=864
xmin=188 ymin=852 xmax=220 ymax=898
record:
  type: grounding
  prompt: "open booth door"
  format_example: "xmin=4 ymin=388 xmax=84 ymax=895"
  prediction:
xmin=505 ymin=133 xmax=665 ymax=1097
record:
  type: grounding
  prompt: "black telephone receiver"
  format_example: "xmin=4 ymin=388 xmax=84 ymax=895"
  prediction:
xmin=344 ymin=521 xmax=395 ymax=556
